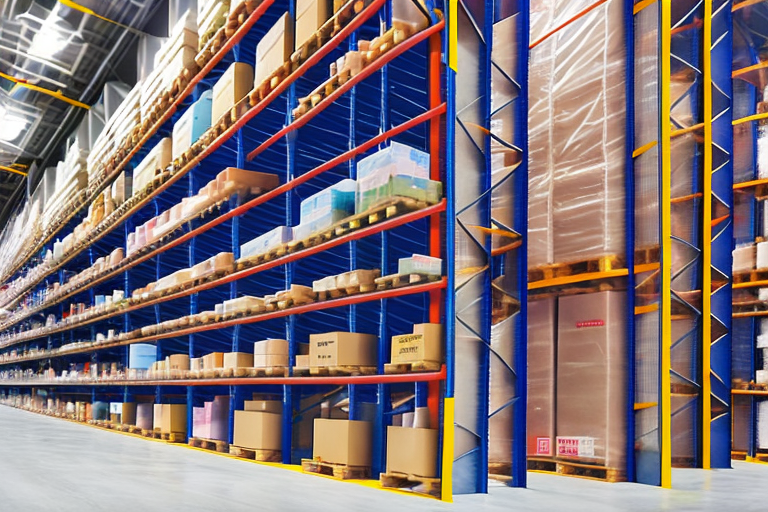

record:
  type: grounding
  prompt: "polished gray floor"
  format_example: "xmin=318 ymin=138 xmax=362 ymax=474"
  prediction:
xmin=0 ymin=405 xmax=764 ymax=511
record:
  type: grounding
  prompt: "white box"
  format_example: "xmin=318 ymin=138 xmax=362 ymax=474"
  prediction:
xmin=758 ymin=242 xmax=768 ymax=269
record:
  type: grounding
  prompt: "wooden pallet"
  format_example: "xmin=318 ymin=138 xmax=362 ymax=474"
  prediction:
xmin=301 ymin=458 xmax=370 ymax=480
xmin=527 ymin=458 xmax=625 ymax=483
xmin=384 ymin=360 xmax=442 ymax=374
xmin=733 ymin=268 xmax=768 ymax=284
xmin=308 ymin=365 xmax=377 ymax=376
xmin=379 ymin=471 xmax=441 ymax=498
xmin=160 ymin=432 xmax=185 ymax=443
xmin=528 ymin=277 xmax=627 ymax=299
xmin=635 ymin=245 xmax=661 ymax=266
xmin=229 ymin=445 xmax=282 ymax=461
xmin=141 ymin=429 xmax=160 ymax=438
xmin=316 ymin=282 xmax=377 ymax=301
xmin=732 ymin=451 xmax=748 ymax=461
xmin=375 ymin=273 xmax=441 ymax=291
xmin=292 ymin=366 xmax=311 ymax=376
xmin=528 ymin=254 xmax=625 ymax=283
xmin=189 ymin=437 xmax=229 ymax=453
xmin=250 ymin=366 xmax=290 ymax=378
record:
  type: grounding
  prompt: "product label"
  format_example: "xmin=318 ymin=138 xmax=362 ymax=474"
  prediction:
xmin=575 ymin=320 xmax=605 ymax=328
xmin=556 ymin=436 xmax=595 ymax=457
xmin=536 ymin=437 xmax=551 ymax=456
xmin=392 ymin=333 xmax=425 ymax=363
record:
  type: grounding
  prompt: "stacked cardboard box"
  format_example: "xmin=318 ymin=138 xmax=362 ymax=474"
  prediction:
xmin=390 ymin=324 xmax=443 ymax=364
xmin=254 ymin=12 xmax=294 ymax=87
xmin=313 ymin=418 xmax=372 ymax=466
xmin=233 ymin=400 xmax=282 ymax=450
xmin=528 ymin=0 xmax=626 ymax=266
xmin=254 ymin=339 xmax=289 ymax=368
xmin=309 ymin=332 xmax=378 ymax=368
xmin=212 ymin=62 xmax=254 ymax=123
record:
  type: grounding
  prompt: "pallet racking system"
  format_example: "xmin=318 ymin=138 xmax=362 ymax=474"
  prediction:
xmin=0 ymin=0 xmax=473 ymax=501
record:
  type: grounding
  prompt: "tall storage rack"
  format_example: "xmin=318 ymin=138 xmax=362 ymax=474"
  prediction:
xmin=0 ymin=0 xmax=471 ymax=501
xmin=731 ymin=0 xmax=768 ymax=463
xmin=451 ymin=0 xmax=529 ymax=492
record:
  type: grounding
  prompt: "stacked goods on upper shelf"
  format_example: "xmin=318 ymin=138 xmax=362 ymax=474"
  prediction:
xmin=356 ymin=142 xmax=440 ymax=213
xmin=198 ymin=0 xmax=232 ymax=50
xmin=212 ymin=61 xmax=254 ymax=125
xmin=294 ymin=179 xmax=356 ymax=241
xmin=87 ymin=82 xmax=142 ymax=187
xmin=254 ymin=11 xmax=294 ymax=88
xmin=141 ymin=11 xmax=199 ymax=122
xmin=528 ymin=0 xmax=625 ymax=268
xmin=172 ymin=91 xmax=213 ymax=161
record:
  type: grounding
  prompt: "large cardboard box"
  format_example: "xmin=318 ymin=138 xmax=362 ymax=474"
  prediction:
xmin=244 ymin=400 xmax=282 ymax=413
xmin=161 ymin=404 xmax=188 ymax=434
xmin=390 ymin=323 xmax=443 ymax=363
xmin=153 ymin=404 xmax=163 ymax=430
xmin=224 ymin=352 xmax=254 ymax=369
xmin=212 ymin=62 xmax=254 ymax=123
xmin=203 ymin=352 xmax=224 ymax=369
xmin=557 ymin=291 xmax=626 ymax=468
xmin=385 ymin=426 xmax=438 ymax=477
xmin=255 ymin=12 xmax=295 ymax=87
xmin=121 ymin=403 xmax=137 ymax=426
xmin=309 ymin=332 xmax=377 ymax=367
xmin=296 ymin=0 xmax=331 ymax=49
xmin=254 ymin=354 xmax=289 ymax=367
xmin=169 ymin=354 xmax=190 ymax=370
xmin=526 ymin=298 xmax=556 ymax=457
xmin=233 ymin=410 xmax=282 ymax=450
xmin=253 ymin=338 xmax=289 ymax=355
xmin=312 ymin=418 xmax=372 ymax=466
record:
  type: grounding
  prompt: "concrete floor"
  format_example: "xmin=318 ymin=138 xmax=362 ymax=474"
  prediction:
xmin=0 ymin=405 xmax=765 ymax=512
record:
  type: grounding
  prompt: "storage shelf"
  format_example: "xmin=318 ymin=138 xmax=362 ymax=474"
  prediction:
xmin=0 ymin=103 xmax=446 ymax=338
xmin=0 ymin=365 xmax=446 ymax=387
xmin=246 ymin=18 xmax=446 ymax=161
xmin=0 ymin=199 xmax=445 ymax=344
xmin=732 ymin=389 xmax=768 ymax=396
xmin=0 ymin=278 xmax=446 ymax=367
xmin=0 ymin=0 xmax=388 ymax=314
xmin=0 ymin=0 xmax=279 ymax=288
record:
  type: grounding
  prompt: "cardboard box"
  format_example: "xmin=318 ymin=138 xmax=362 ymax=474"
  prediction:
xmin=309 ymin=332 xmax=378 ymax=367
xmin=253 ymin=338 xmax=289 ymax=355
xmin=385 ymin=426 xmax=438 ymax=477
xmin=212 ymin=62 xmax=254 ymax=123
xmin=295 ymin=354 xmax=310 ymax=368
xmin=296 ymin=0 xmax=332 ymax=49
xmin=224 ymin=352 xmax=254 ymax=369
xmin=557 ymin=291 xmax=626 ymax=468
xmin=203 ymin=352 xmax=224 ymax=370
xmin=161 ymin=404 xmax=187 ymax=434
xmin=390 ymin=324 xmax=443 ymax=363
xmin=253 ymin=354 xmax=289 ymax=367
xmin=244 ymin=400 xmax=283 ymax=413
xmin=169 ymin=354 xmax=190 ymax=370
xmin=313 ymin=418 xmax=372 ymax=466
xmin=153 ymin=404 xmax=163 ymax=430
xmin=255 ymin=12 xmax=295 ymax=87
xmin=120 ymin=403 xmax=137 ymax=426
xmin=172 ymin=90 xmax=213 ymax=160
xmin=233 ymin=410 xmax=282 ymax=450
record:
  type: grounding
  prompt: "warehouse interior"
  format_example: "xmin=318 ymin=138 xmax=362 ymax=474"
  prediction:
xmin=1 ymin=0 xmax=768 ymax=510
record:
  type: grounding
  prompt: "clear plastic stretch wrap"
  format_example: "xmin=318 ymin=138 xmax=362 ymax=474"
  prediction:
xmin=526 ymin=298 xmax=556 ymax=458
xmin=528 ymin=0 xmax=626 ymax=267
xmin=556 ymin=291 xmax=626 ymax=468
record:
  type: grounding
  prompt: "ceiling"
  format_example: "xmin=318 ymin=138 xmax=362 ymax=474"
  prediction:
xmin=0 ymin=0 xmax=161 ymax=228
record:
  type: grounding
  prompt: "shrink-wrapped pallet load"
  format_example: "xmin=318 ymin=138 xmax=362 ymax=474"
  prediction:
xmin=528 ymin=0 xmax=626 ymax=267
